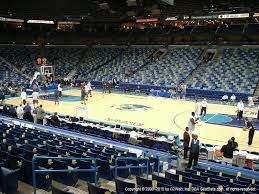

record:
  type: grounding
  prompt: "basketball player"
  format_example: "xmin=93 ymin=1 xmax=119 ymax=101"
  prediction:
xmin=87 ymin=81 xmax=92 ymax=97
xmin=194 ymin=100 xmax=201 ymax=117
xmin=57 ymin=83 xmax=62 ymax=97
xmin=43 ymin=82 xmax=49 ymax=99
xmin=81 ymin=87 xmax=87 ymax=105
xmin=21 ymin=89 xmax=27 ymax=105
xmin=54 ymin=88 xmax=59 ymax=105
xmin=188 ymin=112 xmax=198 ymax=134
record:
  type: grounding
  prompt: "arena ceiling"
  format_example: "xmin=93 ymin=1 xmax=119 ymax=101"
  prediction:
xmin=0 ymin=0 xmax=258 ymax=22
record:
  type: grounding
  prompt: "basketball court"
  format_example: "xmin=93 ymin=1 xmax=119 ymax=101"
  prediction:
xmin=5 ymin=89 xmax=259 ymax=152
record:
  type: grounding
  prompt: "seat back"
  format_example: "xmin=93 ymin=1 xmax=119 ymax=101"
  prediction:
xmin=0 ymin=167 xmax=19 ymax=194
xmin=136 ymin=176 xmax=153 ymax=187
xmin=87 ymin=182 xmax=110 ymax=194
xmin=115 ymin=178 xmax=135 ymax=193
xmin=51 ymin=185 xmax=74 ymax=194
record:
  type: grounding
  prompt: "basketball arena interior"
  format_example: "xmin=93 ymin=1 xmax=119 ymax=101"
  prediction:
xmin=0 ymin=0 xmax=259 ymax=194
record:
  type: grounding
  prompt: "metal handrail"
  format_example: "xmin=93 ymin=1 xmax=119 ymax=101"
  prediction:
xmin=32 ymin=156 xmax=97 ymax=194
xmin=114 ymin=157 xmax=149 ymax=178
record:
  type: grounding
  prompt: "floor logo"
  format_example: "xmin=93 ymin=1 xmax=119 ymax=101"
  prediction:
xmin=111 ymin=104 xmax=152 ymax=111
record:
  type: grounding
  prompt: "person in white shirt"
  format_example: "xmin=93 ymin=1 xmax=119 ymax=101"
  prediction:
xmin=31 ymin=90 xmax=39 ymax=107
xmin=16 ymin=104 xmax=24 ymax=119
xmin=247 ymin=96 xmax=254 ymax=107
xmin=129 ymin=130 xmax=139 ymax=144
xmin=200 ymin=98 xmax=208 ymax=116
xmin=230 ymin=94 xmax=236 ymax=102
xmin=57 ymin=83 xmax=62 ymax=97
xmin=87 ymin=81 xmax=92 ymax=97
xmin=194 ymin=100 xmax=201 ymax=117
xmin=237 ymin=100 xmax=244 ymax=120
xmin=188 ymin=112 xmax=198 ymax=134
xmin=84 ymin=84 xmax=90 ymax=100
xmin=21 ymin=89 xmax=27 ymax=105
xmin=222 ymin=94 xmax=228 ymax=102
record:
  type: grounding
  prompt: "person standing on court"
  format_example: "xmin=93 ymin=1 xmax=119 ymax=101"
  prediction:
xmin=187 ymin=134 xmax=201 ymax=168
xmin=54 ymin=88 xmax=59 ymax=105
xmin=200 ymin=98 xmax=208 ymax=116
xmin=57 ymin=82 xmax=63 ymax=97
xmin=194 ymin=100 xmax=201 ymax=117
xmin=188 ymin=112 xmax=198 ymax=134
xmin=81 ymin=87 xmax=87 ymax=105
xmin=237 ymin=100 xmax=244 ymax=120
xmin=244 ymin=118 xmax=255 ymax=146
xmin=21 ymin=89 xmax=27 ymax=105
xmin=257 ymin=105 xmax=259 ymax=120
xmin=87 ymin=81 xmax=92 ymax=97
xmin=183 ymin=127 xmax=190 ymax=159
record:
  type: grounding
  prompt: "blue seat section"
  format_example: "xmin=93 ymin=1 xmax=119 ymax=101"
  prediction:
xmin=0 ymin=119 xmax=161 ymax=189
xmin=0 ymin=64 xmax=28 ymax=86
xmin=0 ymin=46 xmax=40 ymax=77
xmin=190 ymin=48 xmax=259 ymax=94
xmin=73 ymin=47 xmax=123 ymax=80
xmin=129 ymin=48 xmax=203 ymax=86
xmin=88 ymin=47 xmax=155 ymax=81
xmin=47 ymin=47 xmax=84 ymax=77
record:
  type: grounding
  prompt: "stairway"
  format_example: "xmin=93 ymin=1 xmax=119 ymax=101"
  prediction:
xmin=66 ymin=49 xmax=88 ymax=79
xmin=129 ymin=48 xmax=159 ymax=77
xmin=253 ymin=82 xmax=259 ymax=98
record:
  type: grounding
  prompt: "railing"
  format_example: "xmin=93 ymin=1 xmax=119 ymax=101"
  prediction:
xmin=151 ymin=154 xmax=179 ymax=176
xmin=114 ymin=157 xmax=149 ymax=178
xmin=32 ymin=156 xmax=97 ymax=194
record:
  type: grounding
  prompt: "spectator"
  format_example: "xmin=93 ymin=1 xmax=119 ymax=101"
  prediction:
xmin=36 ymin=105 xmax=45 ymax=124
xmin=183 ymin=127 xmax=190 ymax=159
xmin=187 ymin=134 xmax=201 ymax=168
xmin=222 ymin=94 xmax=228 ymax=102
xmin=0 ymin=89 xmax=5 ymax=105
xmin=51 ymin=112 xmax=60 ymax=127
xmin=230 ymin=94 xmax=236 ymax=102
xmin=129 ymin=130 xmax=140 ymax=144
xmin=220 ymin=140 xmax=235 ymax=165
xmin=32 ymin=107 xmax=38 ymax=123
xmin=23 ymin=103 xmax=33 ymax=122
xmin=231 ymin=137 xmax=238 ymax=150
xmin=16 ymin=104 xmax=24 ymax=119
xmin=32 ymin=90 xmax=39 ymax=107
xmin=9 ymin=105 xmax=16 ymax=117
xmin=2 ymin=105 xmax=8 ymax=114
